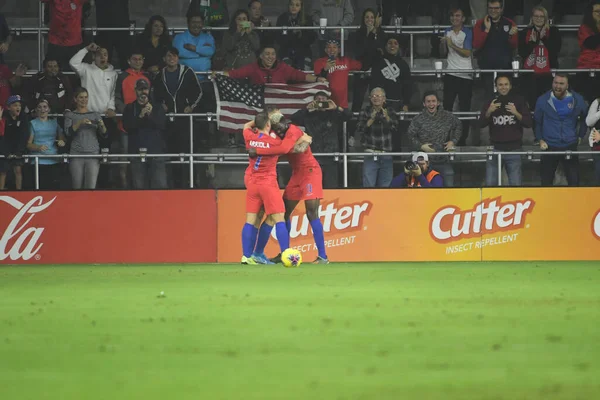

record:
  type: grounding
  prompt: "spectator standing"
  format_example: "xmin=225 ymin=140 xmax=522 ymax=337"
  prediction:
xmin=577 ymin=1 xmax=600 ymax=103
xmin=407 ymin=91 xmax=461 ymax=187
xmin=222 ymin=10 xmax=260 ymax=70
xmin=534 ymin=74 xmax=587 ymax=186
xmin=519 ymin=5 xmax=561 ymax=110
xmin=224 ymin=46 xmax=324 ymax=84
xmin=42 ymin=0 xmax=87 ymax=71
xmin=348 ymin=8 xmax=385 ymax=114
xmin=0 ymin=95 xmax=29 ymax=190
xmin=369 ymin=35 xmax=411 ymax=113
xmin=69 ymin=43 xmax=118 ymax=118
xmin=136 ymin=15 xmax=172 ymax=79
xmin=440 ymin=7 xmax=474 ymax=146
xmin=173 ymin=13 xmax=215 ymax=81
xmin=152 ymin=47 xmax=202 ymax=188
xmin=585 ymin=95 xmax=600 ymax=185
xmin=314 ymin=39 xmax=362 ymax=109
xmin=122 ymin=79 xmax=168 ymax=189
xmin=248 ymin=0 xmax=274 ymax=47
xmin=0 ymin=63 xmax=27 ymax=108
xmin=290 ymin=91 xmax=352 ymax=188
xmin=69 ymin=42 xmax=118 ymax=188
xmin=64 ymin=87 xmax=107 ymax=189
xmin=480 ymin=75 xmax=532 ymax=186
xmin=311 ymin=0 xmax=354 ymax=45
xmin=115 ymin=49 xmax=151 ymax=188
xmin=0 ymin=13 xmax=13 ymax=65
xmin=349 ymin=87 xmax=398 ymax=188
xmin=27 ymin=99 xmax=66 ymax=189
xmin=473 ymin=0 xmax=518 ymax=98
xmin=276 ymin=0 xmax=316 ymax=71
xmin=93 ymin=0 xmax=131 ymax=70
xmin=27 ymin=56 xmax=72 ymax=117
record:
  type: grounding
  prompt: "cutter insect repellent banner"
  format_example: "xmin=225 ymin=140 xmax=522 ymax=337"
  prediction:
xmin=480 ymin=188 xmax=600 ymax=261
xmin=0 ymin=191 xmax=218 ymax=264
xmin=217 ymin=188 xmax=600 ymax=262
xmin=216 ymin=189 xmax=484 ymax=262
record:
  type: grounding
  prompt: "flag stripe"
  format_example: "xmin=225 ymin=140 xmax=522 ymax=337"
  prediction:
xmin=213 ymin=75 xmax=330 ymax=134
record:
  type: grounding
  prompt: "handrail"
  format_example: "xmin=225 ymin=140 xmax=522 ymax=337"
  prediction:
xmin=7 ymin=150 xmax=596 ymax=190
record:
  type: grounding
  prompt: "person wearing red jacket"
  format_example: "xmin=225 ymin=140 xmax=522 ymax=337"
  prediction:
xmin=222 ymin=46 xmax=325 ymax=85
xmin=314 ymin=39 xmax=362 ymax=109
xmin=577 ymin=1 xmax=600 ymax=102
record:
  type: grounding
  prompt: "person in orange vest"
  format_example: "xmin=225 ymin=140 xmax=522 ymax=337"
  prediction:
xmin=389 ymin=151 xmax=443 ymax=188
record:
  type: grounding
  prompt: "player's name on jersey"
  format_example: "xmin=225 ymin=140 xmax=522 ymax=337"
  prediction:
xmin=249 ymin=140 xmax=271 ymax=148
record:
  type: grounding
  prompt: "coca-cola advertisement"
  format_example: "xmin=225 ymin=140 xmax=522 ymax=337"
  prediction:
xmin=0 ymin=191 xmax=218 ymax=264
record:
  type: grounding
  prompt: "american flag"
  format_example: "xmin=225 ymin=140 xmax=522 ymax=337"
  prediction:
xmin=212 ymin=75 xmax=330 ymax=134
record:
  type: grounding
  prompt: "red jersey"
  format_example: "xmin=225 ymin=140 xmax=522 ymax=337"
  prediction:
xmin=253 ymin=124 xmax=319 ymax=170
xmin=313 ymin=56 xmax=362 ymax=108
xmin=243 ymin=127 xmax=302 ymax=182
xmin=43 ymin=0 xmax=85 ymax=47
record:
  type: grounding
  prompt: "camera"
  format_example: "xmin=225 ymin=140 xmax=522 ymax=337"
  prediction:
xmin=318 ymin=101 xmax=329 ymax=109
xmin=404 ymin=160 xmax=418 ymax=171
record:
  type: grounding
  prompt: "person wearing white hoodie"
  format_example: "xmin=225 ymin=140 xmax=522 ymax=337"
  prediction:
xmin=69 ymin=42 xmax=118 ymax=188
xmin=69 ymin=43 xmax=118 ymax=116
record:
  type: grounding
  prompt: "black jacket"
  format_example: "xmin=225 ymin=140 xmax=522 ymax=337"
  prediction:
xmin=27 ymin=72 xmax=72 ymax=113
xmin=122 ymin=101 xmax=167 ymax=154
xmin=369 ymin=51 xmax=412 ymax=106
xmin=275 ymin=12 xmax=316 ymax=60
xmin=0 ymin=113 xmax=30 ymax=157
xmin=290 ymin=107 xmax=352 ymax=153
xmin=152 ymin=64 xmax=203 ymax=116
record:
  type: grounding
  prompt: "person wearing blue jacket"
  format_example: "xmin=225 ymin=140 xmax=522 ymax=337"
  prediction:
xmin=172 ymin=12 xmax=215 ymax=80
xmin=534 ymin=73 xmax=588 ymax=186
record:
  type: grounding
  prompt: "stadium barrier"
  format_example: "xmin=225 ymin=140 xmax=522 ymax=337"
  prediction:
xmin=2 ymin=188 xmax=599 ymax=264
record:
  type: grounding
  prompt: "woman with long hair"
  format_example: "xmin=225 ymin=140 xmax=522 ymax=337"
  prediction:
xmin=275 ymin=0 xmax=316 ymax=71
xmin=348 ymin=8 xmax=386 ymax=113
xmin=136 ymin=15 xmax=172 ymax=77
xmin=27 ymin=98 xmax=66 ymax=189
xmin=518 ymin=5 xmax=561 ymax=109
xmin=64 ymin=87 xmax=107 ymax=190
xmin=222 ymin=9 xmax=260 ymax=70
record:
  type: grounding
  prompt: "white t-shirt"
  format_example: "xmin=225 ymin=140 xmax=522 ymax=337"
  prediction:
xmin=444 ymin=26 xmax=474 ymax=80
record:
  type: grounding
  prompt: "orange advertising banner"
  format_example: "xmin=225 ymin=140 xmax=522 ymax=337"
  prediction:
xmin=480 ymin=188 xmax=600 ymax=261
xmin=217 ymin=189 xmax=484 ymax=262
xmin=217 ymin=188 xmax=600 ymax=262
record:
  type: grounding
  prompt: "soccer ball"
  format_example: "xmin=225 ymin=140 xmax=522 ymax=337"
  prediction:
xmin=281 ymin=248 xmax=302 ymax=268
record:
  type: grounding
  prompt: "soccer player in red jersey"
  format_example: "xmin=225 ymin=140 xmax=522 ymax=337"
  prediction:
xmin=250 ymin=109 xmax=330 ymax=264
xmin=241 ymin=110 xmax=311 ymax=265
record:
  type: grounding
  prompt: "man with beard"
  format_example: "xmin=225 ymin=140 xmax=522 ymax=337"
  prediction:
xmin=534 ymin=73 xmax=587 ymax=186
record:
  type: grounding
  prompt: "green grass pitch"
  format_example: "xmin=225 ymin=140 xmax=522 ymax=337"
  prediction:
xmin=1 ymin=262 xmax=599 ymax=400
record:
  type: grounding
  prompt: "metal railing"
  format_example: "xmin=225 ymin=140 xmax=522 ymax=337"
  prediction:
xmin=4 ymin=149 xmax=596 ymax=190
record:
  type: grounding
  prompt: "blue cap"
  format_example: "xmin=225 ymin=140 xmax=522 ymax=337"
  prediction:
xmin=6 ymin=95 xmax=22 ymax=106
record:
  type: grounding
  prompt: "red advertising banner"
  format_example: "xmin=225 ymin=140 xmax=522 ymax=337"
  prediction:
xmin=0 ymin=191 xmax=217 ymax=264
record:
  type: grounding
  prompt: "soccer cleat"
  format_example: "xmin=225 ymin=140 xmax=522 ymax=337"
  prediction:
xmin=251 ymin=253 xmax=275 ymax=265
xmin=269 ymin=253 xmax=282 ymax=264
xmin=241 ymin=256 xmax=258 ymax=265
xmin=312 ymin=256 xmax=330 ymax=264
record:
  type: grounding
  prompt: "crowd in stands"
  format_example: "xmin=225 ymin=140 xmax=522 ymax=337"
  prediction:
xmin=1 ymin=0 xmax=600 ymax=190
